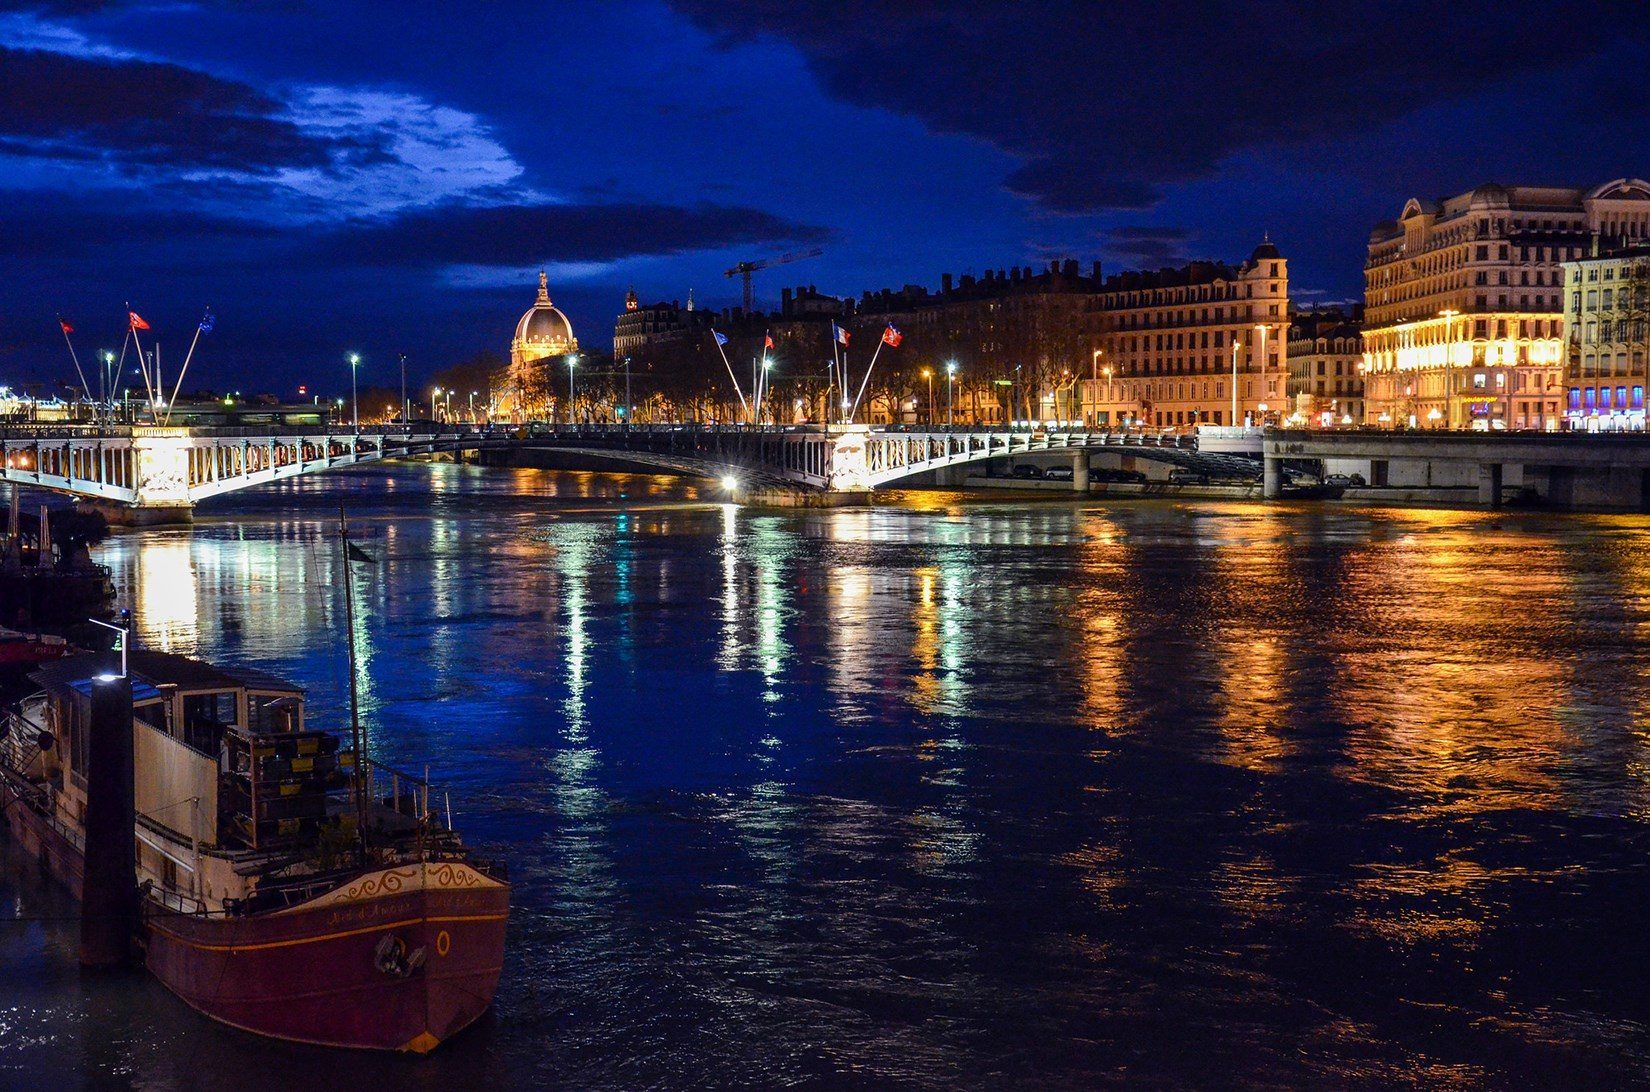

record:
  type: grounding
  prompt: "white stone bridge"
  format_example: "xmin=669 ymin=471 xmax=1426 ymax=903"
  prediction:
xmin=0 ymin=423 xmax=1258 ymax=517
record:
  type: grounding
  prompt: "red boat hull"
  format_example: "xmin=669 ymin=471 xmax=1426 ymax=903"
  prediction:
xmin=145 ymin=863 xmax=509 ymax=1053
xmin=2 ymin=780 xmax=508 ymax=1053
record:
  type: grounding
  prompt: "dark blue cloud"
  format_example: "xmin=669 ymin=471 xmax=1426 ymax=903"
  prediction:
xmin=328 ymin=201 xmax=830 ymax=268
xmin=669 ymin=1 xmax=1650 ymax=213
xmin=0 ymin=45 xmax=384 ymax=172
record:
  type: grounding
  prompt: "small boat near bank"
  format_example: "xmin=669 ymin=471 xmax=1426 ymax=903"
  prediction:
xmin=0 ymin=647 xmax=509 ymax=1052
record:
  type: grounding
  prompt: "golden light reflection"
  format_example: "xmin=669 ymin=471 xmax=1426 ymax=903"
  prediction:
xmin=135 ymin=534 xmax=198 ymax=654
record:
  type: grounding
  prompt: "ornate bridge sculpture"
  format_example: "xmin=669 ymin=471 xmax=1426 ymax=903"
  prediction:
xmin=0 ymin=423 xmax=1255 ymax=520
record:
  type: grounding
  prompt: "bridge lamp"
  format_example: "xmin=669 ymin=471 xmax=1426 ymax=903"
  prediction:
xmin=720 ymin=474 xmax=739 ymax=491
xmin=348 ymin=352 xmax=361 ymax=432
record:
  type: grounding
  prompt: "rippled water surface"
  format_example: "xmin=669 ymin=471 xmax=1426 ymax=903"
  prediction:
xmin=6 ymin=464 xmax=1650 ymax=1089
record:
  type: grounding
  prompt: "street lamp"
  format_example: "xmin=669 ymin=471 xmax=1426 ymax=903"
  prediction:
xmin=348 ymin=352 xmax=360 ymax=431
xmin=1090 ymin=347 xmax=1103 ymax=426
xmin=566 ymin=353 xmax=578 ymax=422
xmin=1439 ymin=307 xmax=1460 ymax=430
xmin=760 ymin=357 xmax=773 ymax=425
xmin=946 ymin=360 xmax=957 ymax=426
xmin=431 ymin=386 xmax=442 ymax=423
xmin=1254 ymin=324 xmax=1268 ymax=426
xmin=1230 ymin=339 xmax=1242 ymax=426
xmin=921 ymin=367 xmax=933 ymax=425
xmin=468 ymin=390 xmax=476 ymax=422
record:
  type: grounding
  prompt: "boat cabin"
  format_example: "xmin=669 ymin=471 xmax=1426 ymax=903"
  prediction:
xmin=26 ymin=651 xmax=328 ymax=852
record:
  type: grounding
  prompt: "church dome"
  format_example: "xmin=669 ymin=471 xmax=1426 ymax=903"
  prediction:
xmin=512 ymin=271 xmax=577 ymax=359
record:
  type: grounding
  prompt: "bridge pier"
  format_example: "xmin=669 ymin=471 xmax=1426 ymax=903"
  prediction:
xmin=76 ymin=498 xmax=193 ymax=527
xmin=1263 ymin=452 xmax=1281 ymax=499
xmin=1477 ymin=463 xmax=1504 ymax=508
xmin=1071 ymin=451 xmax=1089 ymax=493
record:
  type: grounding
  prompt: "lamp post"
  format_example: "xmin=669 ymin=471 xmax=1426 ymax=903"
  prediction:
xmin=946 ymin=360 xmax=957 ymax=426
xmin=921 ymin=367 xmax=933 ymax=424
xmin=1101 ymin=365 xmax=1113 ymax=428
xmin=468 ymin=390 xmax=476 ymax=422
xmin=566 ymin=353 xmax=578 ymax=422
xmin=1439 ymin=307 xmax=1460 ymax=429
xmin=398 ymin=353 xmax=408 ymax=426
xmin=623 ymin=355 xmax=632 ymax=428
xmin=1254 ymin=323 xmax=1268 ymax=426
xmin=1090 ymin=348 xmax=1103 ymax=426
xmin=1230 ymin=339 xmax=1242 ymax=426
xmin=431 ymin=386 xmax=442 ymax=423
xmin=348 ymin=352 xmax=360 ymax=431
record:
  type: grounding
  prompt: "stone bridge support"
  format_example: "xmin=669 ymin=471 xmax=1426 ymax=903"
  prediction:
xmin=1263 ymin=451 xmax=1281 ymax=499
xmin=1071 ymin=451 xmax=1089 ymax=492
xmin=1477 ymin=463 xmax=1503 ymax=508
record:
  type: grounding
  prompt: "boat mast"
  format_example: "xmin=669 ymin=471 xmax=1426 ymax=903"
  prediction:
xmin=340 ymin=506 xmax=369 ymax=866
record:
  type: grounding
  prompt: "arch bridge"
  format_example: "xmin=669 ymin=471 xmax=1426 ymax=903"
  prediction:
xmin=0 ymin=423 xmax=1257 ymax=516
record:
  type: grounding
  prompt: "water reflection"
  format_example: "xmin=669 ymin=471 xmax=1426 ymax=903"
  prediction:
xmin=8 ymin=468 xmax=1650 ymax=1088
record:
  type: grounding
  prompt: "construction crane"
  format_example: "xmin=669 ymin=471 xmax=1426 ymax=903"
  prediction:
xmin=724 ymin=247 xmax=824 ymax=313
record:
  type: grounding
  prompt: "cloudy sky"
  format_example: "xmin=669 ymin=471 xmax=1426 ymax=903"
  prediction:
xmin=1 ymin=1 xmax=1647 ymax=395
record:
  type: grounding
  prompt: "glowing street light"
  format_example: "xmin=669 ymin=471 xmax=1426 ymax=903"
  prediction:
xmin=921 ymin=367 xmax=933 ymax=424
xmin=432 ymin=386 xmax=443 ymax=423
xmin=1439 ymin=308 xmax=1461 ymax=429
xmin=567 ymin=353 xmax=579 ymax=422
xmin=1254 ymin=324 xmax=1269 ymax=424
xmin=348 ymin=352 xmax=361 ymax=431
xmin=946 ymin=360 xmax=957 ymax=426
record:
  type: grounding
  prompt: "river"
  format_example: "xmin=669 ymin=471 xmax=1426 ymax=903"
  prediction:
xmin=5 ymin=463 xmax=1650 ymax=1088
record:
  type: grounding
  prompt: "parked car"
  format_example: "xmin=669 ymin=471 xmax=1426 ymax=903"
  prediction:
xmin=1168 ymin=469 xmax=1209 ymax=485
xmin=1092 ymin=468 xmax=1148 ymax=484
xmin=1043 ymin=466 xmax=1074 ymax=481
xmin=1010 ymin=464 xmax=1044 ymax=480
xmin=1322 ymin=472 xmax=1367 ymax=488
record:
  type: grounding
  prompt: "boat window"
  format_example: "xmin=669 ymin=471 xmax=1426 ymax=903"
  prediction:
xmin=134 ymin=700 xmax=168 ymax=732
xmin=69 ymin=696 xmax=88 ymax=776
xmin=248 ymin=693 xmax=299 ymax=733
xmin=180 ymin=691 xmax=238 ymax=754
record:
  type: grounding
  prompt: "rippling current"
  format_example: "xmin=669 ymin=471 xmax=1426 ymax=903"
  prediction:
xmin=6 ymin=464 xmax=1650 ymax=1089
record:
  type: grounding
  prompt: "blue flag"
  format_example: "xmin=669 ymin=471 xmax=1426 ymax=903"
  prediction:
xmin=198 ymin=309 xmax=215 ymax=335
xmin=713 ymin=330 xmax=728 ymax=346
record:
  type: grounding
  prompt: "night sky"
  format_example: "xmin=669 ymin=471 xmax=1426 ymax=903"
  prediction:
xmin=2 ymin=1 xmax=1647 ymax=397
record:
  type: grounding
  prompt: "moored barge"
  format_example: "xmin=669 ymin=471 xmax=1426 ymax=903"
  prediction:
xmin=0 ymin=650 xmax=508 ymax=1052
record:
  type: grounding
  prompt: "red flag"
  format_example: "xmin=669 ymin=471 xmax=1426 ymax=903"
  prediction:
xmin=58 ymin=318 xmax=73 ymax=335
xmin=764 ymin=334 xmax=775 ymax=350
xmin=129 ymin=311 xmax=150 ymax=331
xmin=882 ymin=324 xmax=903 ymax=348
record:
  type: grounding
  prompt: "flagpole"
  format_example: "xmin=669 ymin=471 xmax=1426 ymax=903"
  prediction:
xmin=850 ymin=337 xmax=887 ymax=424
xmin=831 ymin=336 xmax=844 ymax=424
xmin=711 ymin=334 xmax=749 ymax=421
xmin=163 ymin=317 xmax=207 ymax=425
xmin=57 ymin=319 xmax=93 ymax=406
xmin=110 ymin=329 xmax=130 ymax=419
xmin=126 ymin=305 xmax=158 ymax=414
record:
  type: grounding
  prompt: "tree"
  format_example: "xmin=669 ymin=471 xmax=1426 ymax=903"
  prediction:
xmin=47 ymin=507 xmax=108 ymax=570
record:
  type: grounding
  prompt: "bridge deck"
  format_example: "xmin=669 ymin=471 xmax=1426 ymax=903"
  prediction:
xmin=0 ymin=423 xmax=1249 ymax=507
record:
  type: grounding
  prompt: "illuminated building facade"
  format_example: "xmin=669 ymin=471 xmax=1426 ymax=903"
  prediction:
xmin=1085 ymin=242 xmax=1288 ymax=428
xmin=1361 ymin=180 xmax=1650 ymax=429
xmin=1285 ymin=308 xmax=1363 ymax=426
xmin=1561 ymin=244 xmax=1650 ymax=430
xmin=507 ymin=271 xmax=578 ymax=420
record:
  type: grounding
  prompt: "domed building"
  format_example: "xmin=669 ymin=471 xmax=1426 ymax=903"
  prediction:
xmin=506 ymin=271 xmax=578 ymax=420
xmin=512 ymin=270 xmax=578 ymax=365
